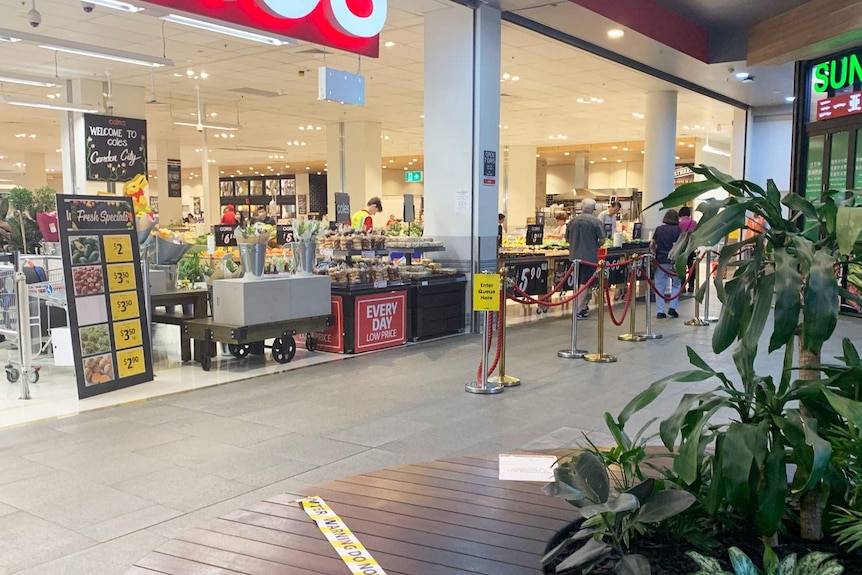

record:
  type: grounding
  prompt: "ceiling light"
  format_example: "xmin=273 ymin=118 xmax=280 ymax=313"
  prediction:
xmin=1 ymin=96 xmax=99 ymax=113
xmin=0 ymin=72 xmax=58 ymax=87
xmin=679 ymin=141 xmax=684 ymax=146
xmin=683 ymin=125 xmax=690 ymax=130
xmin=675 ymin=156 xmax=680 ymax=160
xmin=199 ymin=72 xmax=209 ymax=79
xmin=785 ymin=96 xmax=796 ymax=103
xmin=536 ymin=154 xmax=540 ymax=158
xmin=389 ymin=159 xmax=394 ymax=163
xmin=0 ymin=35 xmax=21 ymax=43
xmin=403 ymin=167 xmax=407 ymax=171
xmin=616 ymin=159 xmax=622 ymax=163
xmin=384 ymin=41 xmax=395 ymax=48
xmin=632 ymin=112 xmax=644 ymax=119
xmin=622 ymin=147 xmax=628 ymax=152
xmin=607 ymin=29 xmax=624 ymax=39
xmin=86 ymin=0 xmax=143 ymax=12
xmin=641 ymin=151 xmax=645 ymax=154
xmin=735 ymin=71 xmax=750 ymax=80
xmin=688 ymin=144 xmax=694 ymax=148
xmin=173 ymin=121 xmax=239 ymax=131
xmin=702 ymin=144 xmax=731 ymax=157
xmin=601 ymin=157 xmax=607 ymax=161
xmin=162 ymin=14 xmax=295 ymax=46
xmin=564 ymin=152 xmax=570 ymax=156
xmin=382 ymin=165 xmax=387 ymax=169
xmin=611 ymin=146 xmax=617 ymax=150
xmin=8 ymin=28 xmax=175 ymax=67
xmin=589 ymin=160 xmax=595 ymax=164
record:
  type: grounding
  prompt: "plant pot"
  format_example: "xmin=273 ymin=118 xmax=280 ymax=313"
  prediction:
xmin=543 ymin=517 xmax=586 ymax=575
xmin=238 ymin=242 xmax=266 ymax=279
xmin=292 ymin=241 xmax=316 ymax=276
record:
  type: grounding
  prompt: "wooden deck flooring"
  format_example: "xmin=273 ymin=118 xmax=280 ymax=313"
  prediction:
xmin=128 ymin=456 xmax=576 ymax=575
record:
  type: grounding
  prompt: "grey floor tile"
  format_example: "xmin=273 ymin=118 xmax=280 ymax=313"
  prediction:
xmin=54 ymin=417 xmax=187 ymax=452
xmin=78 ymin=504 xmax=183 ymax=543
xmin=161 ymin=412 xmax=292 ymax=447
xmin=24 ymin=442 xmax=172 ymax=486
xmin=247 ymin=432 xmax=369 ymax=466
xmin=233 ymin=458 xmax=319 ymax=488
xmin=113 ymin=466 xmax=253 ymax=513
xmin=0 ymin=453 xmax=56 ymax=486
xmin=119 ymin=402 xmax=202 ymax=426
xmin=290 ymin=448 xmax=423 ymax=486
xmin=0 ymin=512 xmax=95 ymax=572
xmin=325 ymin=415 xmax=434 ymax=448
xmin=0 ymin=501 xmax=16 ymax=518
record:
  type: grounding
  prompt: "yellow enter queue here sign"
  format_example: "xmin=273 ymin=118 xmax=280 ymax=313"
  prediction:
xmin=473 ymin=273 xmax=500 ymax=311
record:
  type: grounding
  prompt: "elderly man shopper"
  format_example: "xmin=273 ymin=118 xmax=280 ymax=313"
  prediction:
xmin=566 ymin=199 xmax=605 ymax=319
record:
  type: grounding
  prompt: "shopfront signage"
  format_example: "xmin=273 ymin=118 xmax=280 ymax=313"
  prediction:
xmin=84 ymin=114 xmax=147 ymax=182
xmin=473 ymin=273 xmax=500 ymax=312
xmin=167 ymin=159 xmax=182 ymax=198
xmin=141 ymin=0 xmax=385 ymax=58
xmin=812 ymin=52 xmax=862 ymax=93
xmin=815 ymin=91 xmax=862 ymax=121
xmin=405 ymin=171 xmax=423 ymax=183
xmin=56 ymin=195 xmax=154 ymax=399
xmin=354 ymin=292 xmax=406 ymax=352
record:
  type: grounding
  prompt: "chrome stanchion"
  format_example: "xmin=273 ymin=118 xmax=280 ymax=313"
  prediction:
xmin=618 ymin=256 xmax=646 ymax=342
xmin=558 ymin=260 xmax=588 ymax=359
xmin=700 ymin=249 xmax=718 ymax=323
xmin=636 ymin=253 xmax=662 ymax=340
xmin=686 ymin=249 xmax=709 ymax=327
xmin=585 ymin=261 xmax=617 ymax=363
xmin=488 ymin=263 xmax=520 ymax=387
xmin=15 ymin=271 xmax=31 ymax=400
xmin=465 ymin=309 xmax=504 ymax=394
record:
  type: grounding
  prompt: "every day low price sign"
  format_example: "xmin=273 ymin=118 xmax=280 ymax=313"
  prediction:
xmin=354 ymin=292 xmax=406 ymax=352
xmin=57 ymin=196 xmax=154 ymax=399
xmin=84 ymin=114 xmax=148 ymax=182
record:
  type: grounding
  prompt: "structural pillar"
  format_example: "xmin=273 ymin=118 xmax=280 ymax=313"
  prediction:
xmin=153 ymin=139 xmax=183 ymax=224
xmin=23 ymin=153 xmax=46 ymax=190
xmin=326 ymin=121 xmax=382 ymax=226
xmin=642 ymin=90 xmax=678 ymax=232
xmin=501 ymin=145 xmax=538 ymax=229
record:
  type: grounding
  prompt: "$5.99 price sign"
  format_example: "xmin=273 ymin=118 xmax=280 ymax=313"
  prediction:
xmin=57 ymin=195 xmax=154 ymax=399
xmin=507 ymin=261 xmax=549 ymax=296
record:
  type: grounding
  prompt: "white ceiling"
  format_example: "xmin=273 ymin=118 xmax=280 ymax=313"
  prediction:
xmin=0 ymin=0 xmax=742 ymax=182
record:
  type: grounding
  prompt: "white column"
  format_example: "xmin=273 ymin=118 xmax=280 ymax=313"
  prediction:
xmin=326 ymin=121 xmax=382 ymax=226
xmin=502 ymin=145 xmax=537 ymax=229
xmin=425 ymin=3 xmax=501 ymax=274
xmin=23 ymin=153 xmax=46 ymax=190
xmin=730 ymin=107 xmax=748 ymax=180
xmin=642 ymin=91 xmax=678 ymax=232
xmin=153 ymin=139 xmax=182 ymax=224
xmin=199 ymin=131 xmax=220 ymax=226
xmin=295 ymin=172 xmax=310 ymax=218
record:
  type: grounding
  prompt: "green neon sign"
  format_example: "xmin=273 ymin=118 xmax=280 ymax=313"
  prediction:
xmin=405 ymin=171 xmax=423 ymax=183
xmin=813 ymin=53 xmax=862 ymax=93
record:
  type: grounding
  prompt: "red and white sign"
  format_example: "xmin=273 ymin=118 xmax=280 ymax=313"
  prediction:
xmin=354 ymin=292 xmax=406 ymax=352
xmin=297 ymin=297 xmax=344 ymax=353
xmin=816 ymin=91 xmax=862 ymax=121
xmin=142 ymin=0 xmax=384 ymax=57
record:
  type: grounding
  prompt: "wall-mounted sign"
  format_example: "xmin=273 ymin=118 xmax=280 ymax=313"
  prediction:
xmin=815 ymin=91 xmax=862 ymax=121
xmin=140 ymin=0 xmax=385 ymax=57
xmin=167 ymin=159 xmax=182 ymax=198
xmin=56 ymin=196 xmax=154 ymax=399
xmin=405 ymin=171 xmax=423 ymax=183
xmin=812 ymin=52 xmax=862 ymax=93
xmin=84 ymin=114 xmax=147 ymax=182
xmin=483 ymin=150 xmax=496 ymax=185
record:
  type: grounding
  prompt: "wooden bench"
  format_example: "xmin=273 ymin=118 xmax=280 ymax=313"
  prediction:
xmin=151 ymin=289 xmax=210 ymax=362
xmin=127 ymin=455 xmax=575 ymax=574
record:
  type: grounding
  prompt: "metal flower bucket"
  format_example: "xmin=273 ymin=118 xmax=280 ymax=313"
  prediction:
xmin=239 ymin=242 xmax=266 ymax=279
xmin=292 ymin=241 xmax=316 ymax=276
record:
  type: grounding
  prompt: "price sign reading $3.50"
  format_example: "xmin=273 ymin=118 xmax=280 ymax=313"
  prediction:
xmin=107 ymin=263 xmax=136 ymax=292
xmin=110 ymin=291 xmax=139 ymax=321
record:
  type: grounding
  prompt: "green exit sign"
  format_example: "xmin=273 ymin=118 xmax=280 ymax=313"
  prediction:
xmin=405 ymin=171 xmax=423 ymax=183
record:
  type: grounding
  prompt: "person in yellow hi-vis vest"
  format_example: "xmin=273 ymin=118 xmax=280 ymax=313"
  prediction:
xmin=351 ymin=197 xmax=382 ymax=231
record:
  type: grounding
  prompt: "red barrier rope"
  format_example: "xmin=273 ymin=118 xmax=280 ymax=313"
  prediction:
xmin=641 ymin=261 xmax=699 ymax=302
xmin=508 ymin=273 xmax=596 ymax=306
xmin=605 ymin=258 xmax=635 ymax=269
xmin=476 ymin=299 xmax=505 ymax=384
xmin=605 ymin=264 xmax=635 ymax=326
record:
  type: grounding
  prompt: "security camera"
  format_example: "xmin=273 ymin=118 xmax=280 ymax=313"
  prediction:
xmin=28 ymin=8 xmax=41 ymax=27
xmin=82 ymin=2 xmax=94 ymax=12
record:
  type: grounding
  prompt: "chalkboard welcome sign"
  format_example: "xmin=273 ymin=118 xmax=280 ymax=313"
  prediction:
xmin=84 ymin=114 xmax=148 ymax=182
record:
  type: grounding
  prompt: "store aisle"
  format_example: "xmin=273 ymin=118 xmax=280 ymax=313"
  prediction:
xmin=0 ymin=297 xmax=859 ymax=574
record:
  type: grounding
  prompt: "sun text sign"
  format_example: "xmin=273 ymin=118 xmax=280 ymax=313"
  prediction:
xmin=142 ymin=0 xmax=385 ymax=57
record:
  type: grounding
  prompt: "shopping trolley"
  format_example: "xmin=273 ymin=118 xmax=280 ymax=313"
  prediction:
xmin=0 ymin=264 xmax=41 ymax=398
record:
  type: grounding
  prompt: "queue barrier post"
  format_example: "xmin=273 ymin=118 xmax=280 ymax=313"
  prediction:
xmin=584 ymin=260 xmax=617 ymax=363
xmin=558 ymin=260 xmax=588 ymax=359
xmin=685 ymin=249 xmax=710 ymax=327
xmin=487 ymin=263 xmax=520 ymax=387
xmin=14 ymin=272 xmax=31 ymax=400
xmin=618 ymin=255 xmax=646 ymax=342
xmin=466 ymin=270 xmax=504 ymax=395
xmin=700 ymin=249 xmax=719 ymax=323
xmin=635 ymin=253 xmax=662 ymax=340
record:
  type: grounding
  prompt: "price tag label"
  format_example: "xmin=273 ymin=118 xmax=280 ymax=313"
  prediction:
xmin=110 ymin=291 xmax=139 ymax=321
xmin=103 ymin=235 xmax=133 ymax=263
xmin=526 ymin=224 xmax=544 ymax=246
xmin=321 ymin=249 xmax=334 ymax=257
xmin=214 ymin=225 xmax=236 ymax=247
xmin=361 ymin=250 xmax=376 ymax=259
xmin=116 ymin=346 xmax=146 ymax=378
xmin=373 ymin=280 xmax=387 ymax=289
xmin=113 ymin=319 xmax=143 ymax=350
xmin=276 ymin=225 xmax=294 ymax=244
xmin=107 ymin=263 xmax=136 ymax=292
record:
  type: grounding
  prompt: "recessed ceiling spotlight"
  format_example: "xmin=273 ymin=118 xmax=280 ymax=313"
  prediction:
xmin=735 ymin=71 xmax=750 ymax=80
xmin=632 ymin=112 xmax=644 ymax=119
xmin=611 ymin=146 xmax=618 ymax=150
xmin=622 ymin=147 xmax=628 ymax=151
xmin=389 ymin=159 xmax=394 ymax=163
xmin=503 ymin=73 xmax=511 ymax=79
xmin=616 ymin=159 xmax=622 ymax=163
xmin=382 ymin=165 xmax=387 ymax=169
xmin=536 ymin=154 xmax=540 ymax=158
xmin=511 ymin=76 xmax=520 ymax=81
xmin=675 ymin=156 xmax=680 ymax=160
xmin=688 ymin=144 xmax=694 ymax=148
xmin=589 ymin=160 xmax=595 ymax=164
xmin=607 ymin=29 xmax=624 ymax=39
xmin=564 ymin=152 xmax=570 ymax=156
xmin=683 ymin=125 xmax=690 ymax=130
xmin=601 ymin=156 xmax=607 ymax=161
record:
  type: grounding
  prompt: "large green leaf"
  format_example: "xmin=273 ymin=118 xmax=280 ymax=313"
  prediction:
xmin=721 ymin=423 xmax=766 ymax=511
xmin=791 ymin=235 xmax=817 ymax=276
xmin=617 ymin=369 xmax=713 ymax=427
xmin=603 ymin=412 xmax=632 ymax=451
xmin=636 ymin=489 xmax=696 ymax=523
xmin=775 ymin=553 xmax=797 ymax=575
xmin=540 ymin=529 xmax=599 ymax=566
xmin=713 ymin=276 xmax=749 ymax=354
xmin=756 ymin=445 xmax=788 ymax=537
xmin=569 ymin=452 xmax=611 ymax=504
xmin=728 ymin=547 xmax=760 ymax=575
xmin=646 ymin=179 xmax=724 ymax=211
xmin=841 ymin=337 xmax=861 ymax=368
xmin=836 ymin=207 xmax=862 ymax=256
xmin=616 ymin=554 xmax=651 ymax=575
xmin=802 ymin=255 xmax=839 ymax=355
xmin=686 ymin=551 xmax=728 ymax=574
xmin=554 ymin=537 xmax=613 ymax=573
xmin=781 ymin=411 xmax=832 ymax=494
xmin=823 ymin=389 xmax=862 ymax=427
xmin=769 ymin=248 xmax=802 ymax=353
xmin=766 ymin=179 xmax=781 ymax=212
xmin=823 ymin=195 xmax=839 ymax=236
xmin=659 ymin=392 xmax=725 ymax=450
xmin=688 ymin=202 xmax=749 ymax=252
xmin=580 ymin=493 xmax=639 ymax=518
xmin=675 ymin=402 xmax=724 ymax=484
xmin=782 ymin=192 xmax=819 ymax=220
xmin=795 ymin=552 xmax=844 ymax=575
xmin=742 ymin=272 xmax=775 ymax=351
xmin=763 ymin=545 xmax=779 ymax=574
xmin=687 ymin=346 xmax=717 ymax=373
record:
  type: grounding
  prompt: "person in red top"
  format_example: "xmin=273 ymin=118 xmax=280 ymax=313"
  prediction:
xmin=221 ymin=205 xmax=237 ymax=226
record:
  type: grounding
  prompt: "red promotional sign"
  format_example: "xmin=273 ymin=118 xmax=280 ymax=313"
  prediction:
xmin=298 ymin=297 xmax=344 ymax=353
xmin=354 ymin=292 xmax=407 ymax=352
xmin=142 ymin=0 xmax=383 ymax=57
xmin=816 ymin=91 xmax=862 ymax=121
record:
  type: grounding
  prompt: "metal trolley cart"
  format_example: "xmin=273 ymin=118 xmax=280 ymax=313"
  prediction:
xmin=182 ymin=313 xmax=335 ymax=371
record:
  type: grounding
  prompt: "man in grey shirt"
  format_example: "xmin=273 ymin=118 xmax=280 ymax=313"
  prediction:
xmin=566 ymin=198 xmax=606 ymax=318
xmin=597 ymin=201 xmax=621 ymax=232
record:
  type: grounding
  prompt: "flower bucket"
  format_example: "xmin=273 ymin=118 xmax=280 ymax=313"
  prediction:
xmin=292 ymin=241 xmax=316 ymax=276
xmin=239 ymin=242 xmax=266 ymax=279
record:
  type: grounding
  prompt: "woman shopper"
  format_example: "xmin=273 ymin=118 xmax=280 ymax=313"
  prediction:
xmin=678 ymin=206 xmax=697 ymax=293
xmin=651 ymin=209 xmax=681 ymax=318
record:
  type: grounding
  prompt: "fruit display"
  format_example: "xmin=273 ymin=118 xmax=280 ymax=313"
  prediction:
xmin=72 ymin=266 xmax=104 ymax=295
xmin=79 ymin=324 xmax=111 ymax=356
xmin=84 ymin=353 xmax=114 ymax=386
xmin=386 ymin=221 xmax=424 ymax=237
xmin=70 ymin=236 xmax=101 ymax=265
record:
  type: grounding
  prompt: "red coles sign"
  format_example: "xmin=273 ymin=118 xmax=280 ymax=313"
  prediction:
xmin=355 ymin=292 xmax=406 ymax=352
xmin=142 ymin=0 xmax=384 ymax=57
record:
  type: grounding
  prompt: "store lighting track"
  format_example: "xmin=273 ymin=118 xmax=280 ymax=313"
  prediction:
xmin=0 ymin=96 xmax=100 ymax=113
xmin=161 ymin=14 xmax=296 ymax=46
xmin=0 ymin=28 xmax=173 ymax=68
xmin=0 ymin=72 xmax=58 ymax=87
xmin=86 ymin=0 xmax=144 ymax=12
xmin=702 ymin=144 xmax=731 ymax=158
xmin=173 ymin=121 xmax=239 ymax=131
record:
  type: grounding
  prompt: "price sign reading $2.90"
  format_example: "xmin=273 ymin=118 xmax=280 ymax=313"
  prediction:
xmin=116 ymin=347 xmax=146 ymax=378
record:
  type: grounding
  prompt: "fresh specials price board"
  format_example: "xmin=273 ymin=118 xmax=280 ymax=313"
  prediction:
xmin=57 ymin=196 xmax=154 ymax=399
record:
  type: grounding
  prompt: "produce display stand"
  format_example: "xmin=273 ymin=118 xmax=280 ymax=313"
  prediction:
xmin=182 ymin=313 xmax=335 ymax=371
xmin=408 ymin=274 xmax=467 ymax=341
xmin=327 ymin=281 xmax=411 ymax=354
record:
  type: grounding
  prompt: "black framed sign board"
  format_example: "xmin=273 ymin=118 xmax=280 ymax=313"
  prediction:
xmin=334 ymin=193 xmax=351 ymax=223
xmin=276 ymin=225 xmax=294 ymax=244
xmin=526 ymin=224 xmax=544 ymax=246
xmin=167 ymin=159 xmax=182 ymax=198
xmin=56 ymin=195 xmax=154 ymax=399
xmin=84 ymin=114 xmax=147 ymax=182
xmin=214 ymin=225 xmax=237 ymax=247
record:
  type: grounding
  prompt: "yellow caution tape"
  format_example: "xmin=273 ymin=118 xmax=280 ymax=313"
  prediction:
xmin=297 ymin=496 xmax=387 ymax=575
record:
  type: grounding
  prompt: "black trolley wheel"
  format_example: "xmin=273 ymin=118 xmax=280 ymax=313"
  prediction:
xmin=201 ymin=354 xmax=212 ymax=371
xmin=27 ymin=370 xmax=39 ymax=383
xmin=5 ymin=367 xmax=19 ymax=383
xmin=250 ymin=341 xmax=266 ymax=355
xmin=228 ymin=343 xmax=251 ymax=359
xmin=305 ymin=334 xmax=317 ymax=352
xmin=272 ymin=336 xmax=297 ymax=364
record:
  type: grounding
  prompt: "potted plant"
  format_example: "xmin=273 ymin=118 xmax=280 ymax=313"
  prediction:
xmin=4 ymin=186 xmax=40 ymax=254
xmin=290 ymin=218 xmax=322 ymax=276
xmin=235 ymin=221 xmax=273 ymax=279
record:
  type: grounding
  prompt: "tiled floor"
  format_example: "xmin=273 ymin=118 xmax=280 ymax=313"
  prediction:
xmin=0 ymin=293 xmax=859 ymax=574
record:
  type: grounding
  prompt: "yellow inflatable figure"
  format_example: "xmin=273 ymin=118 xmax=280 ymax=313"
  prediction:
xmin=124 ymin=173 xmax=151 ymax=215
